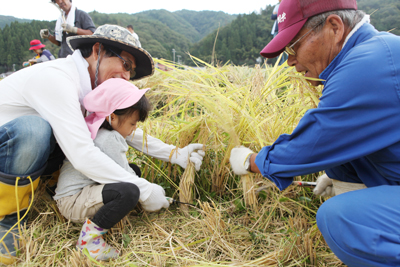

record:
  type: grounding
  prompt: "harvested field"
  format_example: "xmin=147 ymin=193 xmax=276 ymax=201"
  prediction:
xmin=13 ymin=58 xmax=344 ymax=266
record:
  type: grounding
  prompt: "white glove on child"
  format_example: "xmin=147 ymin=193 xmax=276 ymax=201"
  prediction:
xmin=61 ymin=23 xmax=78 ymax=34
xmin=40 ymin=29 xmax=49 ymax=39
xmin=313 ymin=173 xmax=335 ymax=197
xmin=141 ymin=184 xmax=170 ymax=212
xmin=229 ymin=146 xmax=254 ymax=176
xmin=170 ymin=144 xmax=205 ymax=171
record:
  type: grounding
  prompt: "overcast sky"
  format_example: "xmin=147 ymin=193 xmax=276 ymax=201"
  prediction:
xmin=3 ymin=0 xmax=278 ymax=21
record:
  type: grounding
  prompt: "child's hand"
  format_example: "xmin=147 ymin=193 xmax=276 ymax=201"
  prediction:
xmin=141 ymin=184 xmax=170 ymax=212
xmin=170 ymin=144 xmax=205 ymax=171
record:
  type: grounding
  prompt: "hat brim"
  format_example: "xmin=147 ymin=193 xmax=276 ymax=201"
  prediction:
xmin=260 ymin=19 xmax=307 ymax=58
xmin=67 ymin=35 xmax=154 ymax=81
xmin=29 ymin=44 xmax=45 ymax=50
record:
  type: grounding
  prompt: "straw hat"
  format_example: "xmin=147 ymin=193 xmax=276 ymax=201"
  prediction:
xmin=67 ymin=24 xmax=154 ymax=81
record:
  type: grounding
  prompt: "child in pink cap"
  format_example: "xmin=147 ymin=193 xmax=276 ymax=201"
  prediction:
xmin=54 ymin=78 xmax=170 ymax=260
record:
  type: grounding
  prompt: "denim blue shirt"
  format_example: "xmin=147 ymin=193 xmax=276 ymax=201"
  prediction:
xmin=255 ymin=23 xmax=400 ymax=190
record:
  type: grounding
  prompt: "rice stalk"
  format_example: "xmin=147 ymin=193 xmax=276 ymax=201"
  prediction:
xmin=240 ymin=174 xmax=258 ymax=211
xmin=179 ymin=162 xmax=195 ymax=214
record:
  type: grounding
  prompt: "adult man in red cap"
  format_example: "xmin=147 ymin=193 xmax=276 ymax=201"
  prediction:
xmin=230 ymin=0 xmax=400 ymax=265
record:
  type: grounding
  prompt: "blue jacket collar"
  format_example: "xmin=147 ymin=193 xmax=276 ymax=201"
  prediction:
xmin=319 ymin=23 xmax=378 ymax=86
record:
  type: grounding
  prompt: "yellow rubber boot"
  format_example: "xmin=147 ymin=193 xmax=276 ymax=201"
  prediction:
xmin=0 ymin=167 xmax=43 ymax=265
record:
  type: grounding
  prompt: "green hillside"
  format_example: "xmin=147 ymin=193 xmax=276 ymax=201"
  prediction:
xmin=0 ymin=20 xmax=57 ymax=73
xmin=174 ymin=9 xmax=238 ymax=42
xmin=0 ymin=16 xmax=31 ymax=29
xmin=0 ymin=0 xmax=398 ymax=72
xmin=190 ymin=7 xmax=275 ymax=66
xmin=89 ymin=11 xmax=192 ymax=60
xmin=358 ymin=0 xmax=400 ymax=36
xmin=190 ymin=0 xmax=400 ymax=66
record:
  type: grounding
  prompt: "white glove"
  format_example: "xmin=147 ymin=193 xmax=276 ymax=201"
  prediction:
xmin=313 ymin=174 xmax=368 ymax=197
xmin=229 ymin=146 xmax=254 ymax=176
xmin=313 ymin=173 xmax=335 ymax=197
xmin=170 ymin=144 xmax=205 ymax=171
xmin=61 ymin=23 xmax=78 ymax=34
xmin=141 ymin=184 xmax=170 ymax=212
xmin=40 ymin=29 xmax=49 ymax=39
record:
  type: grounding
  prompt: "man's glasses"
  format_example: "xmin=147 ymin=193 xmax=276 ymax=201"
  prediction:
xmin=285 ymin=21 xmax=324 ymax=56
xmin=108 ymin=49 xmax=136 ymax=79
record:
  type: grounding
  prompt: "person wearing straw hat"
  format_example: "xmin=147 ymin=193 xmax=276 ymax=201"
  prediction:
xmin=0 ymin=24 xmax=204 ymax=264
xmin=22 ymin=39 xmax=55 ymax=67
xmin=229 ymin=0 xmax=400 ymax=265
xmin=40 ymin=0 xmax=96 ymax=58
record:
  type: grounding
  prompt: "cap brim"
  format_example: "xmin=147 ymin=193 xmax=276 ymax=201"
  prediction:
xmin=67 ymin=36 xmax=154 ymax=81
xmin=29 ymin=45 xmax=45 ymax=50
xmin=260 ymin=19 xmax=307 ymax=58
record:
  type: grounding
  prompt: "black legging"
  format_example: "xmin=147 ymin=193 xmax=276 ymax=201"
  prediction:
xmin=92 ymin=182 xmax=140 ymax=229
xmin=91 ymin=163 xmax=141 ymax=229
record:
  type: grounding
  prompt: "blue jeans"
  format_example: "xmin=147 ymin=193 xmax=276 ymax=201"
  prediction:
xmin=0 ymin=116 xmax=55 ymax=176
xmin=0 ymin=116 xmax=58 ymax=258
xmin=317 ymin=185 xmax=400 ymax=266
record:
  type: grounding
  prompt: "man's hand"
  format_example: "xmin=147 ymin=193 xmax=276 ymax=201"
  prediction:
xmin=313 ymin=173 xmax=335 ymax=197
xmin=229 ymin=146 xmax=254 ymax=176
xmin=40 ymin=29 xmax=49 ymax=39
xmin=61 ymin=23 xmax=78 ymax=34
xmin=314 ymin=174 xmax=368 ymax=197
xmin=141 ymin=184 xmax=170 ymax=212
xmin=170 ymin=144 xmax=205 ymax=171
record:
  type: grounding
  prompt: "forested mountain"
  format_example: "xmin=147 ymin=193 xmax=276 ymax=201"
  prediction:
xmin=0 ymin=16 xmax=31 ymax=29
xmin=88 ymin=10 xmax=236 ymax=62
xmin=0 ymin=20 xmax=58 ymax=73
xmin=190 ymin=6 xmax=275 ymax=66
xmin=89 ymin=11 xmax=192 ymax=60
xmin=190 ymin=0 xmax=400 ymax=66
xmin=0 ymin=0 xmax=398 ymax=72
xmin=358 ymin=0 xmax=400 ymax=36
xmin=173 ymin=10 xmax=237 ymax=42
xmin=0 ymin=9 xmax=235 ymax=71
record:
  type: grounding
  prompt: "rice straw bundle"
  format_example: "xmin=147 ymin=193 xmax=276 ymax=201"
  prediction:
xmin=240 ymin=174 xmax=258 ymax=211
xmin=179 ymin=161 xmax=195 ymax=214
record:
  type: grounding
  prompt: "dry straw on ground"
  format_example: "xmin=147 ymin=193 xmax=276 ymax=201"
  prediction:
xmin=11 ymin=58 xmax=345 ymax=266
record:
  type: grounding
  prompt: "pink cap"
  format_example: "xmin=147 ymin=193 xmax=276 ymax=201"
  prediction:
xmin=260 ymin=0 xmax=357 ymax=58
xmin=84 ymin=78 xmax=149 ymax=139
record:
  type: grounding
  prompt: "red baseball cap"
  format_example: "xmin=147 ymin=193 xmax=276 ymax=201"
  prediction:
xmin=260 ymin=0 xmax=357 ymax=58
xmin=29 ymin=39 xmax=45 ymax=50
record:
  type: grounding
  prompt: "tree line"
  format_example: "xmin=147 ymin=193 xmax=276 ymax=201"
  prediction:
xmin=0 ymin=0 xmax=398 ymax=72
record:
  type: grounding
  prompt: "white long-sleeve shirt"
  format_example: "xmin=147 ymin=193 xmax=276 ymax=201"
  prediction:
xmin=0 ymin=51 xmax=175 ymax=202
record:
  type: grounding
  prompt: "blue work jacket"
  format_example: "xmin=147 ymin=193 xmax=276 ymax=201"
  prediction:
xmin=255 ymin=23 xmax=400 ymax=191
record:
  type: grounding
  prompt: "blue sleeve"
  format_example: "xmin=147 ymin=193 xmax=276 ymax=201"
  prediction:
xmin=255 ymin=34 xmax=400 ymax=190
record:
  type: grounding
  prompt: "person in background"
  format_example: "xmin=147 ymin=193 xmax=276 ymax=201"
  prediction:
xmin=230 ymin=0 xmax=400 ymax=265
xmin=127 ymin=25 xmax=141 ymax=47
xmin=39 ymin=0 xmax=96 ymax=58
xmin=270 ymin=0 xmax=287 ymax=65
xmin=22 ymin=40 xmax=55 ymax=67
